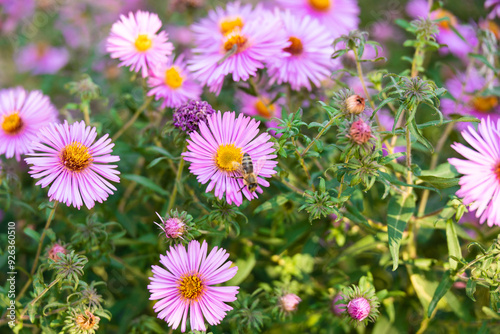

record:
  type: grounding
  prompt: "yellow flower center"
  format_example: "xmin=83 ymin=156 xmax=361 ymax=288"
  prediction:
xmin=284 ymin=36 xmax=304 ymax=56
xmin=432 ymin=9 xmax=457 ymax=30
xmin=495 ymin=163 xmax=500 ymax=181
xmin=223 ymin=29 xmax=248 ymax=52
xmin=134 ymin=34 xmax=152 ymax=52
xmin=308 ymin=0 xmax=331 ymax=11
xmin=165 ymin=67 xmax=184 ymax=89
xmin=472 ymin=96 xmax=499 ymax=113
xmin=61 ymin=142 xmax=93 ymax=172
xmin=220 ymin=16 xmax=244 ymax=35
xmin=215 ymin=144 xmax=243 ymax=172
xmin=178 ymin=274 xmax=204 ymax=300
xmin=255 ymin=98 xmax=275 ymax=118
xmin=1 ymin=112 xmax=24 ymax=135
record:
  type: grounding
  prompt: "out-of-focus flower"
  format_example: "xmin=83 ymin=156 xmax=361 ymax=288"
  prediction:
xmin=370 ymin=21 xmax=403 ymax=43
xmin=449 ymin=117 xmax=500 ymax=226
xmin=237 ymin=90 xmax=283 ymax=134
xmin=183 ymin=111 xmax=277 ymax=206
xmin=479 ymin=19 xmax=500 ymax=40
xmin=279 ymin=293 xmax=301 ymax=312
xmin=0 ymin=0 xmax=35 ymax=33
xmin=406 ymin=1 xmax=478 ymax=59
xmin=15 ymin=43 xmax=69 ymax=75
xmin=148 ymin=240 xmax=239 ymax=332
xmin=169 ymin=0 xmax=205 ymax=11
xmin=267 ymin=11 xmax=337 ymax=91
xmin=276 ymin=0 xmax=359 ymax=38
xmin=0 ymin=87 xmax=58 ymax=160
xmin=165 ymin=25 xmax=194 ymax=47
xmin=106 ymin=11 xmax=173 ymax=78
xmin=486 ymin=0 xmax=500 ymax=19
xmin=339 ymin=285 xmax=379 ymax=326
xmin=147 ymin=54 xmax=202 ymax=109
xmin=189 ymin=8 xmax=289 ymax=94
xmin=173 ymin=100 xmax=216 ymax=133
xmin=441 ymin=69 xmax=500 ymax=130
xmin=25 ymin=121 xmax=120 ymax=210
xmin=331 ymin=293 xmax=346 ymax=316
xmin=48 ymin=243 xmax=68 ymax=261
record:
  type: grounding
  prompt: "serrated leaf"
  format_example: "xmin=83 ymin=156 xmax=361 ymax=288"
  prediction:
xmin=388 ymin=194 xmax=415 ymax=270
xmin=446 ymin=219 xmax=462 ymax=270
xmin=428 ymin=271 xmax=454 ymax=317
xmin=121 ymin=174 xmax=169 ymax=196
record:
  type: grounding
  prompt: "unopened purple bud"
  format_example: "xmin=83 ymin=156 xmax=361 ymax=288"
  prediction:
xmin=163 ymin=217 xmax=185 ymax=239
xmin=347 ymin=297 xmax=371 ymax=321
xmin=173 ymin=100 xmax=216 ymax=133
xmin=332 ymin=293 xmax=346 ymax=316
xmin=280 ymin=293 xmax=301 ymax=312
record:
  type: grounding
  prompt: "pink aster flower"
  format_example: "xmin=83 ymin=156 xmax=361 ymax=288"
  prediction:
xmin=0 ymin=87 xmax=58 ymax=161
xmin=189 ymin=10 xmax=289 ymax=94
xmin=191 ymin=1 xmax=262 ymax=48
xmin=267 ymin=11 xmax=337 ymax=91
xmin=486 ymin=0 xmax=500 ymax=19
xmin=147 ymin=54 xmax=202 ymax=109
xmin=106 ymin=11 xmax=174 ymax=78
xmin=25 ymin=121 xmax=120 ymax=210
xmin=237 ymin=90 xmax=283 ymax=133
xmin=148 ymin=240 xmax=239 ymax=332
xmin=15 ymin=43 xmax=69 ymax=75
xmin=276 ymin=0 xmax=360 ymax=38
xmin=441 ymin=69 xmax=500 ymax=130
xmin=183 ymin=111 xmax=277 ymax=206
xmin=449 ymin=117 xmax=500 ymax=226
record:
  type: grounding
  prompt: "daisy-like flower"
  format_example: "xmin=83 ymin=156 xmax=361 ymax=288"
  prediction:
xmin=276 ymin=0 xmax=359 ymax=38
xmin=183 ymin=111 xmax=277 ymax=206
xmin=191 ymin=1 xmax=261 ymax=48
xmin=237 ymin=90 xmax=283 ymax=132
xmin=0 ymin=87 xmax=58 ymax=161
xmin=449 ymin=117 xmax=500 ymax=226
xmin=16 ymin=43 xmax=69 ymax=75
xmin=189 ymin=10 xmax=289 ymax=94
xmin=267 ymin=11 xmax=337 ymax=91
xmin=25 ymin=121 xmax=120 ymax=210
xmin=106 ymin=11 xmax=174 ymax=78
xmin=148 ymin=240 xmax=239 ymax=332
xmin=147 ymin=55 xmax=202 ymax=109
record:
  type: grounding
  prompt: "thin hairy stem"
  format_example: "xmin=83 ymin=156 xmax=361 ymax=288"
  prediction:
xmin=112 ymin=95 xmax=153 ymax=141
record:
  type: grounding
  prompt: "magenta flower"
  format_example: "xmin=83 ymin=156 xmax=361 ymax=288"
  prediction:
xmin=486 ymin=0 xmax=500 ymax=19
xmin=0 ymin=87 xmax=58 ymax=161
xmin=154 ymin=212 xmax=186 ymax=239
xmin=279 ymin=293 xmax=301 ymax=312
xmin=25 ymin=121 xmax=120 ymax=210
xmin=173 ymin=101 xmax=216 ymax=134
xmin=191 ymin=1 xmax=262 ymax=48
xmin=147 ymin=54 xmax=202 ymax=109
xmin=276 ymin=0 xmax=359 ymax=38
xmin=148 ymin=240 xmax=239 ymax=332
xmin=449 ymin=118 xmax=500 ymax=226
xmin=332 ymin=293 xmax=346 ymax=316
xmin=441 ymin=69 xmax=500 ymax=130
xmin=189 ymin=10 xmax=289 ymax=94
xmin=347 ymin=297 xmax=371 ymax=321
xmin=182 ymin=111 xmax=277 ymax=206
xmin=267 ymin=11 xmax=337 ymax=91
xmin=106 ymin=11 xmax=174 ymax=78
xmin=15 ymin=43 xmax=69 ymax=75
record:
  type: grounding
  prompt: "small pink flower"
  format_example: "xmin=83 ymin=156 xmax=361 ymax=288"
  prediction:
xmin=155 ymin=212 xmax=186 ymax=239
xmin=280 ymin=293 xmax=301 ymax=312
xmin=348 ymin=118 xmax=373 ymax=145
xmin=48 ymin=243 xmax=67 ymax=261
xmin=347 ymin=297 xmax=371 ymax=321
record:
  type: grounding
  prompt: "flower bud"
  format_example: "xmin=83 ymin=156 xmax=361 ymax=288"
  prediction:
xmin=347 ymin=297 xmax=371 ymax=321
xmin=348 ymin=118 xmax=373 ymax=145
xmin=340 ymin=285 xmax=380 ymax=325
xmin=75 ymin=310 xmax=100 ymax=331
xmin=48 ymin=243 xmax=67 ymax=261
xmin=332 ymin=293 xmax=346 ymax=316
xmin=155 ymin=212 xmax=186 ymax=239
xmin=279 ymin=293 xmax=301 ymax=312
xmin=173 ymin=100 xmax=216 ymax=133
xmin=346 ymin=95 xmax=365 ymax=114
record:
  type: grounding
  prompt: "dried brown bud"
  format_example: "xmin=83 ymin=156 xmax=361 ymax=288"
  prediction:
xmin=348 ymin=119 xmax=373 ymax=145
xmin=346 ymin=95 xmax=365 ymax=114
xmin=76 ymin=310 xmax=100 ymax=331
xmin=48 ymin=243 xmax=67 ymax=261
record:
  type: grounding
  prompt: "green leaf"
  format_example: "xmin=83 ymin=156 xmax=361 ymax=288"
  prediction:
xmin=466 ymin=278 xmax=476 ymax=301
xmin=227 ymin=253 xmax=256 ymax=286
xmin=446 ymin=219 xmax=462 ymax=270
xmin=417 ymin=175 xmax=460 ymax=189
xmin=253 ymin=195 xmax=290 ymax=214
xmin=387 ymin=194 xmax=415 ymax=271
xmin=428 ymin=271 xmax=454 ymax=317
xmin=121 ymin=174 xmax=169 ymax=196
xmin=469 ymin=53 xmax=497 ymax=73
xmin=24 ymin=228 xmax=40 ymax=243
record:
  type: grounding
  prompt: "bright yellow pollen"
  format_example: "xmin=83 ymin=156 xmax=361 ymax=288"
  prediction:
xmin=308 ymin=0 xmax=331 ymax=11
xmin=472 ymin=96 xmax=499 ymax=113
xmin=223 ymin=29 xmax=248 ymax=52
xmin=216 ymin=144 xmax=243 ymax=172
xmin=433 ymin=9 xmax=457 ymax=30
xmin=1 ymin=112 xmax=23 ymax=135
xmin=284 ymin=36 xmax=304 ymax=56
xmin=165 ymin=67 xmax=184 ymax=89
xmin=220 ymin=16 xmax=244 ymax=35
xmin=61 ymin=142 xmax=93 ymax=172
xmin=134 ymin=34 xmax=152 ymax=52
xmin=495 ymin=163 xmax=500 ymax=182
xmin=255 ymin=98 xmax=275 ymax=118
xmin=178 ymin=275 xmax=204 ymax=300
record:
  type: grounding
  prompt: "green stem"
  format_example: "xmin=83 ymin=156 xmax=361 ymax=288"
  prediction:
xmin=112 ymin=96 xmax=153 ymax=141
xmin=81 ymin=100 xmax=91 ymax=126
xmin=405 ymin=124 xmax=413 ymax=192
xmin=18 ymin=276 xmax=61 ymax=321
xmin=292 ymin=137 xmax=311 ymax=181
xmin=300 ymin=114 xmax=340 ymax=158
xmin=167 ymin=144 xmax=187 ymax=212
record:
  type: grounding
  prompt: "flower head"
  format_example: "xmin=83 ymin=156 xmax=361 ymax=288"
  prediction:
xmin=148 ymin=240 xmax=239 ymax=332
xmin=48 ymin=243 xmax=68 ymax=261
xmin=279 ymin=293 xmax=301 ymax=312
xmin=237 ymin=90 xmax=283 ymax=135
xmin=346 ymin=94 xmax=366 ymax=114
xmin=182 ymin=111 xmax=277 ymax=206
xmin=348 ymin=118 xmax=374 ymax=145
xmin=147 ymin=54 xmax=202 ymax=109
xmin=267 ymin=11 xmax=338 ymax=91
xmin=25 ymin=121 xmax=120 ymax=210
xmin=63 ymin=308 xmax=100 ymax=334
xmin=486 ymin=0 xmax=500 ymax=19
xmin=449 ymin=117 xmax=500 ymax=226
xmin=339 ymin=285 xmax=379 ymax=326
xmin=173 ymin=100 xmax=216 ymax=133
xmin=189 ymin=9 xmax=289 ymax=94
xmin=16 ymin=43 xmax=69 ymax=75
xmin=276 ymin=0 xmax=359 ymax=38
xmin=106 ymin=11 xmax=174 ymax=78
xmin=0 ymin=87 xmax=59 ymax=161
xmin=154 ymin=209 xmax=195 ymax=241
